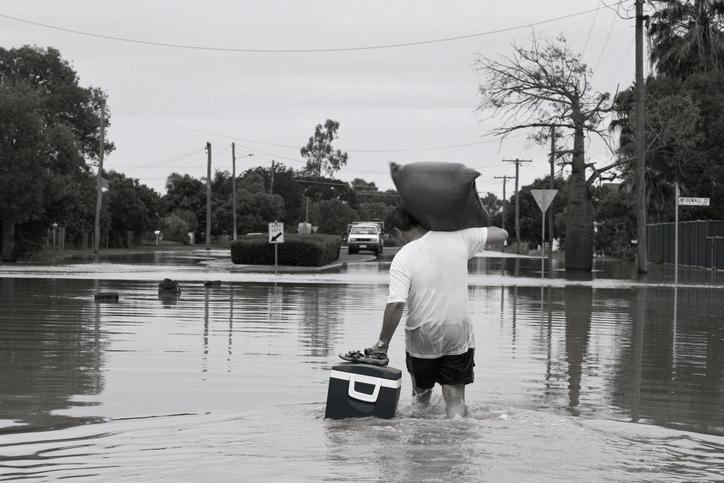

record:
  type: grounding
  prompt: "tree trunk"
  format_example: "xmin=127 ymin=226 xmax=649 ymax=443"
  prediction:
xmin=565 ymin=126 xmax=594 ymax=271
xmin=2 ymin=216 xmax=17 ymax=262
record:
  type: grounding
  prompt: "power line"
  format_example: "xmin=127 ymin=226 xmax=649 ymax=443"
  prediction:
xmin=0 ymin=8 xmax=604 ymax=53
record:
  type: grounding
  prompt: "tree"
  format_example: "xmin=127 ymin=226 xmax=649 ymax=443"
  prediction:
xmin=648 ymin=0 xmax=724 ymax=80
xmin=309 ymin=199 xmax=359 ymax=236
xmin=613 ymin=75 xmax=703 ymax=223
xmin=504 ymin=177 xmax=568 ymax=249
xmin=230 ymin=173 xmax=285 ymax=234
xmin=593 ymin=184 xmax=638 ymax=260
xmin=0 ymin=46 xmax=111 ymax=260
xmin=475 ymin=33 xmax=615 ymax=270
xmin=245 ymin=163 xmax=304 ymax=228
xmin=300 ymin=120 xmax=348 ymax=177
xmin=104 ymin=171 xmax=161 ymax=247
xmin=162 ymin=173 xmax=206 ymax=242
xmin=480 ymin=192 xmax=503 ymax=227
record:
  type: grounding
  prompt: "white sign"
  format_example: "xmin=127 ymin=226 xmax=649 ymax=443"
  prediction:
xmin=530 ymin=189 xmax=558 ymax=213
xmin=268 ymin=222 xmax=284 ymax=243
xmin=678 ymin=197 xmax=710 ymax=206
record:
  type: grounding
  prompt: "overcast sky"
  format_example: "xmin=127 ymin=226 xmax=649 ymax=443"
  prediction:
xmin=2 ymin=1 xmax=642 ymax=201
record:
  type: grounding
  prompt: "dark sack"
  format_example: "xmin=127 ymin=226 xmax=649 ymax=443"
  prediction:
xmin=390 ymin=161 xmax=490 ymax=231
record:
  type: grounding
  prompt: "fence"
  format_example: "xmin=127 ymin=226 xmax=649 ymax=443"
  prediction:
xmin=648 ymin=220 xmax=724 ymax=270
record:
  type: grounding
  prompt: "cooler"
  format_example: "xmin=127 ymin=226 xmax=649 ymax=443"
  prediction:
xmin=325 ymin=362 xmax=402 ymax=419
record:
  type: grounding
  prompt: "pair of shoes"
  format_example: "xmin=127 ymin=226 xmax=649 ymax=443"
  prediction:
xmin=339 ymin=350 xmax=389 ymax=366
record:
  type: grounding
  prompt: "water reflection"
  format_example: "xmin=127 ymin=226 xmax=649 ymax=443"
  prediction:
xmin=2 ymin=254 xmax=724 ymax=480
xmin=0 ymin=278 xmax=106 ymax=432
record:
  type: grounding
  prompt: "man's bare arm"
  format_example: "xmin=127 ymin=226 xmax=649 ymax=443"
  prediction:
xmin=486 ymin=227 xmax=509 ymax=246
xmin=369 ymin=302 xmax=405 ymax=352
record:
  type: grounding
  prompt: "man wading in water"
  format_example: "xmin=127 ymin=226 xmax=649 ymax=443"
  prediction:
xmin=364 ymin=207 xmax=508 ymax=417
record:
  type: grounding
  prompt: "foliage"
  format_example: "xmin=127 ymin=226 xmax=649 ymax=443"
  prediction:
xmin=357 ymin=202 xmax=393 ymax=223
xmin=244 ymin=162 xmax=304 ymax=228
xmin=162 ymin=173 xmax=206 ymax=241
xmin=593 ymin=185 xmax=638 ymax=260
xmin=230 ymin=173 xmax=285 ymax=235
xmin=504 ymin=177 xmax=568 ymax=249
xmin=309 ymin=199 xmax=359 ymax=236
xmin=648 ymin=0 xmax=724 ymax=80
xmin=300 ymin=120 xmax=348 ymax=177
xmin=230 ymin=234 xmax=342 ymax=266
xmin=297 ymin=175 xmax=359 ymax=210
xmin=613 ymin=71 xmax=724 ymax=222
xmin=160 ymin=212 xmax=191 ymax=244
xmin=475 ymin=33 xmax=614 ymax=270
xmin=0 ymin=46 xmax=112 ymax=259
xmin=104 ymin=171 xmax=162 ymax=247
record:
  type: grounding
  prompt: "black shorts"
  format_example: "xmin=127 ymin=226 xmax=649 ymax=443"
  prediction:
xmin=405 ymin=348 xmax=475 ymax=390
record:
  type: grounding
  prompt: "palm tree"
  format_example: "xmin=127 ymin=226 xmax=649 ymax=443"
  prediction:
xmin=648 ymin=0 xmax=724 ymax=80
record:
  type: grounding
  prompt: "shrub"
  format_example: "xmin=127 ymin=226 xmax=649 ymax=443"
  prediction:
xmin=230 ymin=234 xmax=342 ymax=267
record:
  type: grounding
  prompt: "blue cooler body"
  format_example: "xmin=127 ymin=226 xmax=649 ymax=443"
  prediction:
xmin=325 ymin=363 xmax=402 ymax=419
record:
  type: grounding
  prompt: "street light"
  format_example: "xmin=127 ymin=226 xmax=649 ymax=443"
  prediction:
xmin=232 ymin=143 xmax=253 ymax=240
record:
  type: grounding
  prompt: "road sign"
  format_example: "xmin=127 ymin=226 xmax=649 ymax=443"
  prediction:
xmin=268 ymin=222 xmax=284 ymax=243
xmin=530 ymin=189 xmax=558 ymax=213
xmin=678 ymin=197 xmax=710 ymax=206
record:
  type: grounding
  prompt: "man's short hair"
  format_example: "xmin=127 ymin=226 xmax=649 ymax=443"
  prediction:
xmin=385 ymin=206 xmax=421 ymax=233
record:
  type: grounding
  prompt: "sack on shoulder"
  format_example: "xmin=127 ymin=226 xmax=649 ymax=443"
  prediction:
xmin=390 ymin=161 xmax=490 ymax=231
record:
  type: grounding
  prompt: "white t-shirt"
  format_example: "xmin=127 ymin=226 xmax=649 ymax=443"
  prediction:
xmin=387 ymin=227 xmax=488 ymax=358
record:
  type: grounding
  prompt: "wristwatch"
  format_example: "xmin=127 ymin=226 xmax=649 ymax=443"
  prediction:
xmin=376 ymin=340 xmax=387 ymax=349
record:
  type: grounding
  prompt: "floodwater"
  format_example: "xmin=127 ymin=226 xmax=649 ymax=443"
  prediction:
xmin=1 ymin=250 xmax=724 ymax=482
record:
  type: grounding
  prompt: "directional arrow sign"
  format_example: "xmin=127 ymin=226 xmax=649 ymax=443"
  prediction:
xmin=268 ymin=222 xmax=284 ymax=243
xmin=530 ymin=189 xmax=558 ymax=213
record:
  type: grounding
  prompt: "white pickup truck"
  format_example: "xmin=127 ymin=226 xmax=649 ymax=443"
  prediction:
xmin=347 ymin=223 xmax=384 ymax=256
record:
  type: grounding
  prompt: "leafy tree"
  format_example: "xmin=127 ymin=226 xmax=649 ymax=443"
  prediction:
xmin=475 ymin=33 xmax=617 ymax=270
xmin=480 ymin=192 xmax=503 ymax=227
xmin=0 ymin=46 xmax=111 ymax=260
xmin=211 ymin=169 xmax=233 ymax=201
xmin=162 ymin=173 xmax=206 ymax=241
xmin=160 ymin=212 xmax=192 ymax=244
xmin=104 ymin=171 xmax=161 ymax=247
xmin=231 ymin=173 xmax=285 ymax=234
xmin=309 ymin=199 xmax=359 ymax=236
xmin=244 ymin=162 xmax=304 ymax=228
xmin=504 ymin=177 xmax=568 ymax=249
xmin=613 ymin=71 xmax=724 ymax=222
xmin=593 ymin=184 xmax=637 ymax=260
xmin=613 ymin=75 xmax=702 ymax=223
xmin=357 ymin=202 xmax=393 ymax=223
xmin=648 ymin=0 xmax=724 ymax=80
xmin=296 ymin=175 xmax=359 ymax=211
xmin=300 ymin=120 xmax=348 ymax=177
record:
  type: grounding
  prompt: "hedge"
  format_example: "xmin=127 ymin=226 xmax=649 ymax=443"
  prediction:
xmin=230 ymin=234 xmax=342 ymax=267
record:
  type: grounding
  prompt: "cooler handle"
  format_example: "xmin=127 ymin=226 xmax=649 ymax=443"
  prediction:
xmin=347 ymin=373 xmax=381 ymax=403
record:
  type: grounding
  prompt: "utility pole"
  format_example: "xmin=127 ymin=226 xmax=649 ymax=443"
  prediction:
xmin=503 ymin=159 xmax=532 ymax=254
xmin=270 ymin=160 xmax=275 ymax=195
xmin=93 ymin=99 xmax=105 ymax=255
xmin=206 ymin=142 xmax=212 ymax=251
xmin=549 ymin=126 xmax=556 ymax=260
xmin=635 ymin=0 xmax=648 ymax=273
xmin=494 ymin=175 xmax=511 ymax=234
xmin=232 ymin=143 xmax=237 ymax=241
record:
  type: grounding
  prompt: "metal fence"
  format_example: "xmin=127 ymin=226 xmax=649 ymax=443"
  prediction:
xmin=648 ymin=220 xmax=724 ymax=270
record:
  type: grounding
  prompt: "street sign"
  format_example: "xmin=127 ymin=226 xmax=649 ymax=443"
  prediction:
xmin=530 ymin=189 xmax=558 ymax=213
xmin=678 ymin=197 xmax=710 ymax=206
xmin=268 ymin=222 xmax=284 ymax=243
xmin=529 ymin=189 xmax=558 ymax=279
